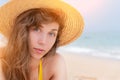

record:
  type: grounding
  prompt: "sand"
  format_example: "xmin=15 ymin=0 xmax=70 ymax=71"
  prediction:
xmin=1 ymin=47 xmax=120 ymax=80
xmin=60 ymin=53 xmax=120 ymax=80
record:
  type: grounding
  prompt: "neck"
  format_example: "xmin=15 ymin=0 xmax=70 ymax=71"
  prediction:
xmin=29 ymin=57 xmax=41 ymax=70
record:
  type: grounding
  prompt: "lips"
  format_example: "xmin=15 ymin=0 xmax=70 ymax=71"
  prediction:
xmin=34 ymin=48 xmax=45 ymax=54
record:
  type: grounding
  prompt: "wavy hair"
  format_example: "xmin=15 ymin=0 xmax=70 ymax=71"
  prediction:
xmin=1 ymin=8 xmax=65 ymax=80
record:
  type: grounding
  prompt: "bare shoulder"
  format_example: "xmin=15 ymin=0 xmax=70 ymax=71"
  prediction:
xmin=49 ymin=53 xmax=67 ymax=80
xmin=52 ymin=53 xmax=65 ymax=63
xmin=46 ymin=53 xmax=66 ymax=67
xmin=45 ymin=53 xmax=66 ymax=64
xmin=42 ymin=53 xmax=67 ymax=80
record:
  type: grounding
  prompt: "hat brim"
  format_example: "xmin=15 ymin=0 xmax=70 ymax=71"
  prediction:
xmin=0 ymin=0 xmax=84 ymax=46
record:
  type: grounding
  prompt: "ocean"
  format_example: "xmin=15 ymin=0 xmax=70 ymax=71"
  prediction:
xmin=57 ymin=31 xmax=120 ymax=60
xmin=0 ymin=31 xmax=120 ymax=60
xmin=0 ymin=0 xmax=120 ymax=61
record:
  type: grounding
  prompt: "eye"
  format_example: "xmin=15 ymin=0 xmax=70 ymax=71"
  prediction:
xmin=32 ymin=27 xmax=40 ymax=32
xmin=49 ymin=32 xmax=56 ymax=37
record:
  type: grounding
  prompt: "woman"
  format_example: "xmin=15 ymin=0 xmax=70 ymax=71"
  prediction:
xmin=0 ymin=0 xmax=84 ymax=80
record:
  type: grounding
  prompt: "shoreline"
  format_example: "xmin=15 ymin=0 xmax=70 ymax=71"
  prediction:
xmin=57 ymin=46 xmax=120 ymax=61
xmin=60 ymin=53 xmax=120 ymax=80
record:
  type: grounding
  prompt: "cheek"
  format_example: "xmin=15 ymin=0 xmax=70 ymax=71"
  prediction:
xmin=46 ymin=38 xmax=56 ymax=50
xmin=28 ymin=33 xmax=38 ymax=47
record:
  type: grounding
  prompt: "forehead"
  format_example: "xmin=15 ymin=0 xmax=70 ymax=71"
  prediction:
xmin=29 ymin=22 xmax=60 ymax=31
xmin=41 ymin=22 xmax=59 ymax=28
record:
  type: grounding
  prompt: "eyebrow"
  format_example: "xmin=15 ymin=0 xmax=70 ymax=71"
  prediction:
xmin=51 ymin=29 xmax=58 ymax=31
xmin=37 ymin=25 xmax=59 ymax=32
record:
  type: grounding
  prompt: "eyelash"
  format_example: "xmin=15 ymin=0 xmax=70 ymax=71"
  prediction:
xmin=49 ymin=32 xmax=56 ymax=37
xmin=33 ymin=27 xmax=40 ymax=31
xmin=31 ymin=27 xmax=57 ymax=37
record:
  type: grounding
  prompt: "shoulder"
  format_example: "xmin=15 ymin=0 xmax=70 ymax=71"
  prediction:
xmin=52 ymin=53 xmax=67 ymax=73
xmin=42 ymin=53 xmax=67 ymax=80
xmin=52 ymin=53 xmax=65 ymax=62
xmin=44 ymin=53 xmax=66 ymax=69
xmin=45 ymin=53 xmax=66 ymax=64
xmin=48 ymin=53 xmax=67 ymax=80
xmin=47 ymin=53 xmax=66 ymax=67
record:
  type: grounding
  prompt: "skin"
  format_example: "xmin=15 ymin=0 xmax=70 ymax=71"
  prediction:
xmin=0 ymin=22 xmax=67 ymax=80
xmin=28 ymin=22 xmax=59 ymax=61
xmin=0 ymin=60 xmax=5 ymax=80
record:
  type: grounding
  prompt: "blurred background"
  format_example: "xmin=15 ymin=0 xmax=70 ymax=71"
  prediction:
xmin=0 ymin=0 xmax=120 ymax=60
xmin=60 ymin=0 xmax=120 ymax=60
xmin=0 ymin=0 xmax=120 ymax=80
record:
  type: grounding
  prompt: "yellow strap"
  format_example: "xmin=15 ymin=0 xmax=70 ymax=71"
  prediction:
xmin=39 ymin=59 xmax=42 ymax=80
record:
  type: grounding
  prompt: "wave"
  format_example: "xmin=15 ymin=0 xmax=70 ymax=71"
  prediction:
xmin=57 ymin=46 xmax=120 ymax=60
xmin=1 ymin=33 xmax=120 ymax=60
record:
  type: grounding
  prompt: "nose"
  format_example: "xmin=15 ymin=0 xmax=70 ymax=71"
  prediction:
xmin=38 ymin=33 xmax=47 ymax=45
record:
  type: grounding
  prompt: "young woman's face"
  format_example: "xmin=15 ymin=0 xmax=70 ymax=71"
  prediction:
xmin=28 ymin=22 xmax=59 ymax=60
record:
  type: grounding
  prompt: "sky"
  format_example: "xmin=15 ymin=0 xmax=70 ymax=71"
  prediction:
xmin=0 ymin=0 xmax=120 ymax=48
xmin=0 ymin=0 xmax=120 ymax=33
xmin=0 ymin=0 xmax=120 ymax=32
xmin=64 ymin=0 xmax=120 ymax=33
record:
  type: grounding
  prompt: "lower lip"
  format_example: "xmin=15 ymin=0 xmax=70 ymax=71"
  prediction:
xmin=34 ymin=48 xmax=44 ymax=54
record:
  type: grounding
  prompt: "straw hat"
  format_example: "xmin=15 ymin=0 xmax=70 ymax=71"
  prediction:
xmin=0 ymin=0 xmax=84 ymax=46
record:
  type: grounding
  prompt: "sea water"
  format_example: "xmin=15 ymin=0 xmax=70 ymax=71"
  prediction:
xmin=58 ymin=31 xmax=120 ymax=60
xmin=0 ymin=31 xmax=120 ymax=60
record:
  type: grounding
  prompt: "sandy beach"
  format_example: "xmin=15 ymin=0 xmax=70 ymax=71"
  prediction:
xmin=60 ymin=53 xmax=120 ymax=80
xmin=1 ymin=46 xmax=120 ymax=80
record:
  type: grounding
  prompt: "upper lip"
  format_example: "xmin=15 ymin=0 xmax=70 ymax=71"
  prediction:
xmin=34 ymin=48 xmax=45 ymax=51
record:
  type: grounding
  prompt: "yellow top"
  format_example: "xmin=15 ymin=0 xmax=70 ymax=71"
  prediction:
xmin=39 ymin=59 xmax=42 ymax=80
